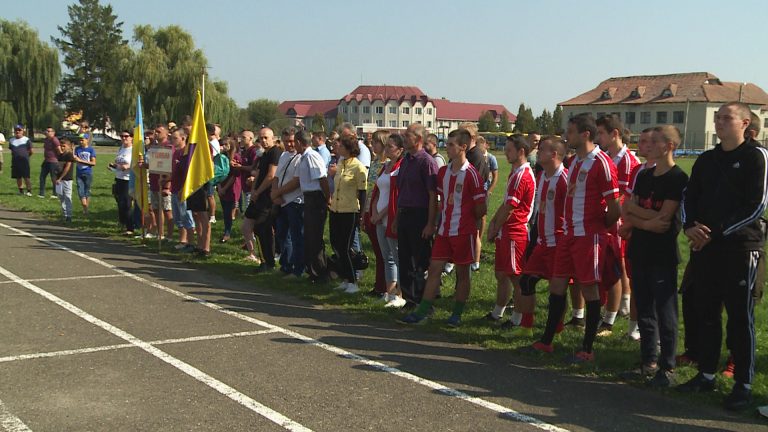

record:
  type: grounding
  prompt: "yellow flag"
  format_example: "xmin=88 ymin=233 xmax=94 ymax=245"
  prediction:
xmin=131 ymin=95 xmax=148 ymax=212
xmin=180 ymin=91 xmax=214 ymax=201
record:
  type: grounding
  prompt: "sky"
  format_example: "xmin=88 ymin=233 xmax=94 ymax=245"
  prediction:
xmin=4 ymin=0 xmax=768 ymax=115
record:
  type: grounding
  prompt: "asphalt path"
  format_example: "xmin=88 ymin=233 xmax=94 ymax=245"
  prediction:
xmin=0 ymin=207 xmax=764 ymax=431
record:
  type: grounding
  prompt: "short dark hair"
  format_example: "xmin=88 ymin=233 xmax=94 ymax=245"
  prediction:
xmin=641 ymin=127 xmax=654 ymax=134
xmin=448 ymin=129 xmax=471 ymax=147
xmin=339 ymin=134 xmax=360 ymax=157
xmin=205 ymin=123 xmax=215 ymax=135
xmin=296 ymin=130 xmax=312 ymax=147
xmin=748 ymin=112 xmax=761 ymax=134
xmin=596 ymin=113 xmax=624 ymax=135
xmin=507 ymin=134 xmax=531 ymax=156
xmin=569 ymin=113 xmax=597 ymax=141
xmin=312 ymin=130 xmax=326 ymax=140
xmin=541 ymin=135 xmax=566 ymax=159
xmin=721 ymin=101 xmax=752 ymax=120
xmin=388 ymin=133 xmax=405 ymax=149
xmin=281 ymin=127 xmax=297 ymax=137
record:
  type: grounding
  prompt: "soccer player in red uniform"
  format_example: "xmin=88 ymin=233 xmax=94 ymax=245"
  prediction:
xmin=398 ymin=129 xmax=487 ymax=326
xmin=532 ymin=113 xmax=620 ymax=362
xmin=502 ymin=136 xmax=568 ymax=337
xmin=595 ymin=114 xmax=639 ymax=336
xmin=484 ymin=135 xmax=536 ymax=324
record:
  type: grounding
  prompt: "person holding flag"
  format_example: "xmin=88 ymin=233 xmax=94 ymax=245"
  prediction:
xmin=180 ymin=91 xmax=215 ymax=257
xmin=131 ymin=96 xmax=149 ymax=238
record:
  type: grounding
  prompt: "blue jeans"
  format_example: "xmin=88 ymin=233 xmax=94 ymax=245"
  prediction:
xmin=221 ymin=199 xmax=236 ymax=236
xmin=275 ymin=202 xmax=304 ymax=276
xmin=171 ymin=194 xmax=195 ymax=229
xmin=76 ymin=171 xmax=93 ymax=197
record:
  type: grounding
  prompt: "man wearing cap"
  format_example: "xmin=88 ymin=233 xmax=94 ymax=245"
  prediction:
xmin=39 ymin=127 xmax=62 ymax=198
xmin=9 ymin=125 xmax=33 ymax=196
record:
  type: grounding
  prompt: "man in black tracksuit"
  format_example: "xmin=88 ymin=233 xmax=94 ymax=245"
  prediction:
xmin=677 ymin=102 xmax=768 ymax=411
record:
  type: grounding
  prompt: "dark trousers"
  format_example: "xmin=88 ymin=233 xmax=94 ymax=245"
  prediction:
xmin=329 ymin=211 xmax=358 ymax=283
xmin=397 ymin=207 xmax=432 ymax=304
xmin=114 ymin=179 xmax=134 ymax=231
xmin=275 ymin=202 xmax=305 ymax=276
xmin=221 ymin=199 xmax=236 ymax=236
xmin=679 ymin=261 xmax=699 ymax=359
xmin=303 ymin=191 xmax=328 ymax=280
xmin=254 ymin=206 xmax=276 ymax=267
xmin=691 ymin=247 xmax=761 ymax=384
xmin=631 ymin=261 xmax=678 ymax=370
xmin=39 ymin=161 xmax=58 ymax=196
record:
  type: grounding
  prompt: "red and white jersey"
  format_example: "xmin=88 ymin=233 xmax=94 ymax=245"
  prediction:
xmin=564 ymin=146 xmax=619 ymax=236
xmin=612 ymin=145 xmax=640 ymax=196
xmin=536 ymin=164 xmax=568 ymax=247
xmin=437 ymin=161 xmax=485 ymax=237
xmin=502 ymin=162 xmax=536 ymax=238
xmin=625 ymin=161 xmax=655 ymax=196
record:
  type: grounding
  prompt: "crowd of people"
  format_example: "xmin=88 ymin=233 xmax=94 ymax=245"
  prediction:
xmin=3 ymin=101 xmax=766 ymax=413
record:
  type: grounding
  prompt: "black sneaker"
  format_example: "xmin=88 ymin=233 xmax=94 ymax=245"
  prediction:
xmin=619 ymin=363 xmax=658 ymax=381
xmin=481 ymin=312 xmax=502 ymax=324
xmin=723 ymin=383 xmax=752 ymax=411
xmin=676 ymin=372 xmax=715 ymax=393
xmin=563 ymin=316 xmax=585 ymax=329
xmin=254 ymin=264 xmax=275 ymax=274
xmin=596 ymin=322 xmax=613 ymax=337
xmin=194 ymin=249 xmax=211 ymax=258
xmin=647 ymin=369 xmax=675 ymax=388
xmin=499 ymin=319 xmax=518 ymax=330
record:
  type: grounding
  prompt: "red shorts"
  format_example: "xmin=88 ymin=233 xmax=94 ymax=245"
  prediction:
xmin=552 ymin=233 xmax=607 ymax=285
xmin=495 ymin=236 xmax=527 ymax=276
xmin=522 ymin=244 xmax=556 ymax=279
xmin=432 ymin=233 xmax=475 ymax=265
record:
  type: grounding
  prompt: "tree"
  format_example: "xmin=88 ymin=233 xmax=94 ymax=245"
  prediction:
xmin=499 ymin=110 xmax=512 ymax=132
xmin=311 ymin=112 xmax=326 ymax=132
xmin=477 ymin=111 xmax=497 ymax=132
xmin=243 ymin=99 xmax=282 ymax=129
xmin=535 ymin=109 xmax=554 ymax=135
xmin=333 ymin=112 xmax=343 ymax=131
xmin=552 ymin=105 xmax=565 ymax=135
xmin=0 ymin=20 xmax=60 ymax=136
xmin=513 ymin=103 xmax=535 ymax=134
xmin=53 ymin=0 xmax=126 ymax=128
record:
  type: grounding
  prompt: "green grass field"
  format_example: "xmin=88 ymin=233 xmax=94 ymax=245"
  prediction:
xmin=1 ymin=146 xmax=765 ymax=411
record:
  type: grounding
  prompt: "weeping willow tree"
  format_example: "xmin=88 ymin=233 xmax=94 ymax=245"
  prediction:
xmin=0 ymin=20 xmax=60 ymax=135
xmin=108 ymin=25 xmax=238 ymax=132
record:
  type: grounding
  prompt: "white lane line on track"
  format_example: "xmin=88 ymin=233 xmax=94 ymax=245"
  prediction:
xmin=0 ymin=274 xmax=125 ymax=285
xmin=0 ymin=398 xmax=32 ymax=432
xmin=0 ymin=329 xmax=278 ymax=364
xmin=0 ymin=264 xmax=311 ymax=432
xmin=0 ymin=222 xmax=570 ymax=432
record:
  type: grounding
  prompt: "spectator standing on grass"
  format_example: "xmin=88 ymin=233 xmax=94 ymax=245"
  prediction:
xmin=0 ymin=129 xmax=6 ymax=173
xmin=248 ymin=127 xmax=281 ymax=272
xmin=272 ymin=128 xmax=304 ymax=279
xmin=112 ymin=130 xmax=134 ymax=235
xmin=73 ymin=134 xmax=96 ymax=216
xmin=459 ymin=122 xmax=489 ymax=272
xmin=425 ymin=133 xmax=446 ymax=169
xmin=54 ymin=137 xmax=76 ymax=223
xmin=169 ymin=129 xmax=195 ymax=251
xmin=217 ymin=136 xmax=242 ymax=244
xmin=39 ymin=127 xmax=61 ymax=198
xmin=363 ymin=130 xmax=391 ymax=296
xmin=9 ymin=125 xmax=33 ymax=196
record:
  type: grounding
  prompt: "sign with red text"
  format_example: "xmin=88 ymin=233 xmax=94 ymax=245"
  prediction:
xmin=148 ymin=147 xmax=173 ymax=174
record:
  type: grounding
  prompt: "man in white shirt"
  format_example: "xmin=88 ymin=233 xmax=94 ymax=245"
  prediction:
xmin=295 ymin=129 xmax=330 ymax=283
xmin=272 ymin=128 xmax=304 ymax=278
xmin=0 ymin=130 xmax=5 ymax=173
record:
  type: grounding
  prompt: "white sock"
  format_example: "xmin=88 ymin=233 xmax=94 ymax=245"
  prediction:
xmin=573 ymin=308 xmax=585 ymax=319
xmin=511 ymin=311 xmax=523 ymax=326
xmin=604 ymin=311 xmax=618 ymax=325
xmin=627 ymin=320 xmax=638 ymax=334
xmin=743 ymin=383 xmax=752 ymax=389
xmin=492 ymin=305 xmax=506 ymax=319
xmin=620 ymin=294 xmax=631 ymax=311
xmin=702 ymin=373 xmax=715 ymax=381
xmin=471 ymin=262 xmax=480 ymax=271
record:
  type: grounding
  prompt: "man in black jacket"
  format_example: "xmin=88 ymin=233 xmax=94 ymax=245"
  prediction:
xmin=677 ymin=102 xmax=768 ymax=411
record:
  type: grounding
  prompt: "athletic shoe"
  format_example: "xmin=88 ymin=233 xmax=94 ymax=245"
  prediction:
xmin=446 ymin=314 xmax=462 ymax=328
xmin=481 ymin=312 xmax=502 ymax=324
xmin=49 ymin=195 xmax=57 ymax=199
xmin=397 ymin=312 xmax=428 ymax=325
xmin=194 ymin=249 xmax=211 ymax=258
xmin=565 ymin=351 xmax=595 ymax=364
xmin=174 ymin=243 xmax=189 ymax=250
xmin=470 ymin=262 xmax=480 ymax=272
xmin=531 ymin=341 xmax=554 ymax=353
xmin=384 ymin=296 xmax=407 ymax=309
xmin=377 ymin=293 xmax=393 ymax=303
xmin=724 ymin=383 xmax=752 ymax=411
xmin=721 ymin=355 xmax=735 ymax=379
xmin=675 ymin=352 xmax=697 ymax=366
xmin=124 ymin=230 xmax=134 ymax=237
xmin=25 ymin=191 xmax=32 ymax=196
xmin=596 ymin=322 xmax=613 ymax=337
xmin=253 ymin=264 xmax=275 ymax=274
xmin=627 ymin=328 xmax=641 ymax=341
xmin=676 ymin=373 xmax=715 ymax=393
xmin=37 ymin=194 xmax=45 ymax=198
xmin=244 ymin=254 xmax=260 ymax=262
xmin=219 ymin=235 xmax=230 ymax=243
xmin=647 ymin=369 xmax=675 ymax=388
xmin=182 ymin=244 xmax=197 ymax=253
xmin=563 ymin=316 xmax=585 ymax=329
xmin=511 ymin=327 xmax=534 ymax=338
xmin=344 ymin=283 xmax=360 ymax=294
xmin=209 ymin=216 xmax=216 ymax=224
xmin=334 ymin=282 xmax=349 ymax=291
xmin=442 ymin=262 xmax=455 ymax=276
xmin=144 ymin=232 xmax=157 ymax=239
xmin=619 ymin=363 xmax=658 ymax=381
xmin=499 ymin=319 xmax=518 ymax=330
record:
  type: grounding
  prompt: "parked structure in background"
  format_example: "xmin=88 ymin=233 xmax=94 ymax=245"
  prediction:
xmin=279 ymin=85 xmax=514 ymax=139
xmin=559 ymin=72 xmax=768 ymax=152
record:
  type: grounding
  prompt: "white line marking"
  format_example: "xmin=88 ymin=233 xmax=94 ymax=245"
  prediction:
xmin=0 ymin=264 xmax=311 ymax=432
xmin=0 ymin=329 xmax=278 ymax=364
xmin=0 ymin=222 xmax=569 ymax=432
xmin=0 ymin=274 xmax=125 ymax=285
xmin=0 ymin=397 xmax=32 ymax=432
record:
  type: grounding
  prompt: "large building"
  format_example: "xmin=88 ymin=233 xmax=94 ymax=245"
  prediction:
xmin=559 ymin=72 xmax=768 ymax=151
xmin=279 ymin=85 xmax=514 ymax=137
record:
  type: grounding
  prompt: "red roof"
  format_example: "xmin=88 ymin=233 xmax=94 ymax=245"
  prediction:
xmin=279 ymin=100 xmax=338 ymax=118
xmin=341 ymin=85 xmax=430 ymax=104
xmin=433 ymin=99 xmax=515 ymax=122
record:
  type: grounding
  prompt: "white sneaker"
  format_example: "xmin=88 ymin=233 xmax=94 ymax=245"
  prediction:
xmin=378 ymin=293 xmax=394 ymax=303
xmin=144 ymin=232 xmax=156 ymax=239
xmin=470 ymin=262 xmax=480 ymax=272
xmin=443 ymin=262 xmax=455 ymax=274
xmin=384 ymin=296 xmax=407 ymax=308
xmin=334 ymin=282 xmax=349 ymax=291
xmin=209 ymin=216 xmax=216 ymax=224
xmin=628 ymin=329 xmax=641 ymax=341
xmin=344 ymin=283 xmax=360 ymax=294
xmin=25 ymin=191 xmax=32 ymax=197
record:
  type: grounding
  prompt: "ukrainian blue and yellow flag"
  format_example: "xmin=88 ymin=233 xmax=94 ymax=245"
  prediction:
xmin=180 ymin=91 xmax=214 ymax=201
xmin=131 ymin=95 xmax=148 ymax=212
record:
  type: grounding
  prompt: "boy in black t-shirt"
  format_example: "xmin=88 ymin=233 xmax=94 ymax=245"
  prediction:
xmin=623 ymin=125 xmax=688 ymax=387
xmin=55 ymin=137 xmax=77 ymax=223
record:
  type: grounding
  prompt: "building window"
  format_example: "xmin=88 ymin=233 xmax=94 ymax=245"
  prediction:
xmin=673 ymin=111 xmax=685 ymax=123
xmin=376 ymin=120 xmax=383 ymax=127
xmin=402 ymin=120 xmax=409 ymax=127
xmin=764 ymin=118 xmax=768 ymax=128
xmin=625 ymin=112 xmax=636 ymax=124
xmin=362 ymin=106 xmax=370 ymax=114
xmin=389 ymin=120 xmax=396 ymax=127
xmin=427 ymin=108 xmax=433 ymax=115
xmin=389 ymin=106 xmax=397 ymax=114
xmin=402 ymin=107 xmax=410 ymax=114
xmin=596 ymin=112 xmax=606 ymax=119
xmin=427 ymin=121 xmax=432 ymax=128
xmin=415 ymin=107 xmax=422 ymax=115
xmin=656 ymin=111 xmax=668 ymax=123
xmin=375 ymin=106 xmax=383 ymax=114
xmin=640 ymin=112 xmax=651 ymax=124
xmin=341 ymin=106 xmax=347 ymax=114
